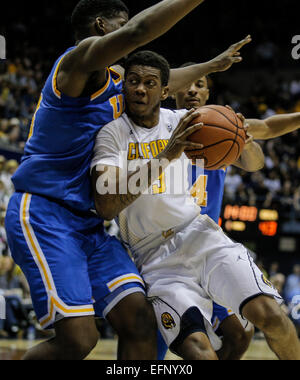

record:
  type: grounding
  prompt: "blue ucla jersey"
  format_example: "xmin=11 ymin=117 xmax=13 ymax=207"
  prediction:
xmin=189 ymin=164 xmax=227 ymax=223
xmin=12 ymin=47 xmax=124 ymax=212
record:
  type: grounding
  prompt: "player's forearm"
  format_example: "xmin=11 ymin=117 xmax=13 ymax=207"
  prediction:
xmin=247 ymin=113 xmax=300 ymax=140
xmin=169 ymin=35 xmax=252 ymax=95
xmin=94 ymin=156 xmax=170 ymax=220
xmin=79 ymin=0 xmax=206 ymax=73
xmin=169 ymin=62 xmax=214 ymax=95
xmin=233 ymin=141 xmax=264 ymax=172
xmin=263 ymin=113 xmax=300 ymax=139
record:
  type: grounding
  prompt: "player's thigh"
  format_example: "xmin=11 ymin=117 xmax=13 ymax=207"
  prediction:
xmin=148 ymin=280 xmax=213 ymax=354
xmin=203 ymin=231 xmax=282 ymax=317
xmin=89 ymin=235 xmax=146 ymax=321
xmin=106 ymin=292 xmax=156 ymax=340
xmin=5 ymin=193 xmax=95 ymax=329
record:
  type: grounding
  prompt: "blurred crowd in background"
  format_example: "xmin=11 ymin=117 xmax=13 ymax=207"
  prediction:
xmin=0 ymin=0 xmax=300 ymax=340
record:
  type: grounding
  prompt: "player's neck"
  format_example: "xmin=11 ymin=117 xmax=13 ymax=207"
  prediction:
xmin=127 ymin=108 xmax=160 ymax=129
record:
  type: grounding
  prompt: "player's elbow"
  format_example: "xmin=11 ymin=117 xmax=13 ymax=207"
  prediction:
xmin=248 ymin=161 xmax=265 ymax=172
xmin=245 ymin=156 xmax=265 ymax=172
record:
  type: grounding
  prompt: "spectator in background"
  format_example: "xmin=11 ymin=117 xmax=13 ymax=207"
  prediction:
xmin=224 ymin=167 xmax=242 ymax=202
xmin=284 ymin=264 xmax=300 ymax=336
xmin=0 ymin=256 xmax=32 ymax=338
xmin=264 ymin=170 xmax=281 ymax=194
xmin=294 ymin=186 xmax=300 ymax=217
xmin=0 ymin=181 xmax=9 ymax=212
xmin=269 ymin=261 xmax=280 ymax=277
xmin=270 ymin=273 xmax=286 ymax=295
xmin=0 ymin=118 xmax=23 ymax=149
xmin=1 ymin=159 xmax=18 ymax=196
xmin=0 ymin=211 xmax=8 ymax=256
xmin=275 ymin=180 xmax=294 ymax=215
xmin=248 ymin=171 xmax=272 ymax=208
xmin=284 ymin=264 xmax=300 ymax=303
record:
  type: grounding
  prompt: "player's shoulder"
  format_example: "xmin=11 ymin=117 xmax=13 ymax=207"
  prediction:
xmin=160 ymin=108 xmax=188 ymax=125
xmin=160 ymin=107 xmax=187 ymax=116
xmin=96 ymin=113 xmax=129 ymax=139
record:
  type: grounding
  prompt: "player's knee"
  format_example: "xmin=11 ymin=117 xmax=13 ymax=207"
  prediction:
xmin=226 ymin=328 xmax=251 ymax=357
xmin=126 ymin=305 xmax=157 ymax=342
xmin=113 ymin=295 xmax=157 ymax=342
xmin=179 ymin=333 xmax=218 ymax=360
xmin=242 ymin=296 xmax=287 ymax=335
xmin=64 ymin=332 xmax=99 ymax=359
xmin=56 ymin=327 xmax=99 ymax=359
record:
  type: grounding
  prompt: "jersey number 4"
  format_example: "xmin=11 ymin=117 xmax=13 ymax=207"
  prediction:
xmin=190 ymin=175 xmax=208 ymax=207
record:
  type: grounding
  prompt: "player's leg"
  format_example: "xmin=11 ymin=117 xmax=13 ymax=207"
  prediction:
xmin=89 ymin=234 xmax=157 ymax=360
xmin=242 ymin=295 xmax=300 ymax=360
xmin=147 ymin=286 xmax=217 ymax=360
xmin=176 ymin=332 xmax=218 ymax=360
xmin=201 ymin=219 xmax=300 ymax=360
xmin=171 ymin=307 xmax=218 ymax=360
xmin=212 ymin=303 xmax=254 ymax=360
xmin=22 ymin=316 xmax=99 ymax=360
xmin=106 ymin=292 xmax=157 ymax=360
xmin=5 ymin=193 xmax=99 ymax=360
xmin=216 ymin=315 xmax=254 ymax=360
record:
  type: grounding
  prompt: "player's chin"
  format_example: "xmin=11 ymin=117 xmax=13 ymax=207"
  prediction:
xmin=128 ymin=103 xmax=148 ymax=114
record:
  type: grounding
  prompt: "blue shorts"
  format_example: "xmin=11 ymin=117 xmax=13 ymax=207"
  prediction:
xmin=5 ymin=192 xmax=145 ymax=329
xmin=211 ymin=302 xmax=234 ymax=335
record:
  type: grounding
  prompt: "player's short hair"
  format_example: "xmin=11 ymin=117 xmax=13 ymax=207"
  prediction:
xmin=124 ymin=51 xmax=170 ymax=87
xmin=71 ymin=0 xmax=129 ymax=40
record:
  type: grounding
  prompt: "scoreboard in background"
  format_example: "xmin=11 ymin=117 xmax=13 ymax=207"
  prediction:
xmin=219 ymin=205 xmax=300 ymax=268
xmin=220 ymin=205 xmax=279 ymax=237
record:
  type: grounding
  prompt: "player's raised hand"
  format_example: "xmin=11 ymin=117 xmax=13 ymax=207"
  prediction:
xmin=210 ymin=35 xmax=252 ymax=73
xmin=160 ymin=109 xmax=204 ymax=161
xmin=225 ymin=105 xmax=253 ymax=144
xmin=237 ymin=112 xmax=253 ymax=145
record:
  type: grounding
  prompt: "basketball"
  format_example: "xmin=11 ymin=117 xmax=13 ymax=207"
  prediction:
xmin=185 ymin=105 xmax=247 ymax=170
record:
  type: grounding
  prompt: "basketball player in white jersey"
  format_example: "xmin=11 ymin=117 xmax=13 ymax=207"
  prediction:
xmin=91 ymin=51 xmax=300 ymax=360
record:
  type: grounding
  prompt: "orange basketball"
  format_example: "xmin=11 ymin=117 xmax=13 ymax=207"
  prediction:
xmin=185 ymin=105 xmax=247 ymax=170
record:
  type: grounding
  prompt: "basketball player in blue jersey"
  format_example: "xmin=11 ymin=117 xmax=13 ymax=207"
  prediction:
xmin=4 ymin=0 xmax=251 ymax=360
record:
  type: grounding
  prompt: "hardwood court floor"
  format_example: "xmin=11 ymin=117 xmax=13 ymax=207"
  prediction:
xmin=0 ymin=338 xmax=278 ymax=360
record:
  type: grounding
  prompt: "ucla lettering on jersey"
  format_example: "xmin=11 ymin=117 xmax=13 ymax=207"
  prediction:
xmin=12 ymin=47 xmax=124 ymax=212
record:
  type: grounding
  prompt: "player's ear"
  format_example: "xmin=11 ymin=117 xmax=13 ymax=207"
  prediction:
xmin=205 ymin=89 xmax=210 ymax=102
xmin=95 ymin=17 xmax=106 ymax=36
xmin=161 ymin=86 xmax=169 ymax=101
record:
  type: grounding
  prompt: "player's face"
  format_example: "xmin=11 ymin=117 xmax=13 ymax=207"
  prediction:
xmin=124 ymin=65 xmax=168 ymax=120
xmin=176 ymin=77 xmax=209 ymax=110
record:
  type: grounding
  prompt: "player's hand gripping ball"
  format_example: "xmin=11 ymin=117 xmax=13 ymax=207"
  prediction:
xmin=185 ymin=105 xmax=247 ymax=170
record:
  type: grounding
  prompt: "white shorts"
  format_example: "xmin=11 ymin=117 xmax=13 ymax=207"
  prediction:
xmin=136 ymin=215 xmax=282 ymax=349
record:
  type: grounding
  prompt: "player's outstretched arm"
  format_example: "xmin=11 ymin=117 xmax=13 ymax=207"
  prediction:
xmin=169 ymin=35 xmax=252 ymax=95
xmin=58 ymin=0 xmax=206 ymax=97
xmin=233 ymin=139 xmax=265 ymax=172
xmin=247 ymin=113 xmax=300 ymax=140
xmin=231 ymin=112 xmax=265 ymax=172
xmin=92 ymin=110 xmax=203 ymax=220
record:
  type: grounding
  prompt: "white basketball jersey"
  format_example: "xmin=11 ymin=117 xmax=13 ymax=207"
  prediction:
xmin=91 ymin=108 xmax=201 ymax=256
